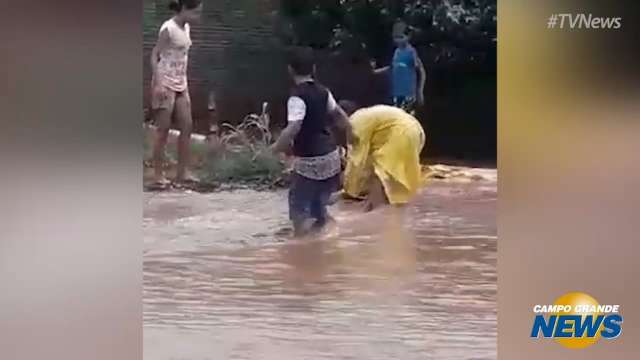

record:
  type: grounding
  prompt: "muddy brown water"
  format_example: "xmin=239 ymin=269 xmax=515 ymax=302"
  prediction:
xmin=144 ymin=170 xmax=497 ymax=360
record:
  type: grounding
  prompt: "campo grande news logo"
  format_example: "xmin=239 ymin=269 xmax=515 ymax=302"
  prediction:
xmin=531 ymin=292 xmax=623 ymax=349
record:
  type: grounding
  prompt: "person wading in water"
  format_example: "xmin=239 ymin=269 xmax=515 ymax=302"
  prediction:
xmin=270 ymin=47 xmax=353 ymax=237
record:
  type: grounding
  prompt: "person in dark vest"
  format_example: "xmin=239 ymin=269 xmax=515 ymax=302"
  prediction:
xmin=270 ymin=47 xmax=353 ymax=237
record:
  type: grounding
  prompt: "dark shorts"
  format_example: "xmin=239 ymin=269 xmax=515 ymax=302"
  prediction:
xmin=392 ymin=96 xmax=417 ymax=114
xmin=151 ymin=85 xmax=190 ymax=111
xmin=289 ymin=172 xmax=339 ymax=235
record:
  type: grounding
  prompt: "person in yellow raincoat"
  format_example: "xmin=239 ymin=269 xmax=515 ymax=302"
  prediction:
xmin=339 ymin=102 xmax=426 ymax=211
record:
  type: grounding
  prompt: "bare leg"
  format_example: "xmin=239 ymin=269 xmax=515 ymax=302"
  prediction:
xmin=364 ymin=174 xmax=388 ymax=212
xmin=174 ymin=91 xmax=196 ymax=182
xmin=152 ymin=108 xmax=172 ymax=184
xmin=207 ymin=90 xmax=218 ymax=134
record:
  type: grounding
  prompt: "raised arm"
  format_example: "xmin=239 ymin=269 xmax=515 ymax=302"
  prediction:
xmin=370 ymin=59 xmax=390 ymax=75
xmin=373 ymin=66 xmax=390 ymax=75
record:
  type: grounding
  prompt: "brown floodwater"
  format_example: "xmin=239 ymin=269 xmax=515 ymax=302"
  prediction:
xmin=144 ymin=170 xmax=497 ymax=360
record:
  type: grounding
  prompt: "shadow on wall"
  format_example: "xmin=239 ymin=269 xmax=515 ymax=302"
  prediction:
xmin=317 ymin=50 xmax=496 ymax=161
xmin=146 ymin=45 xmax=495 ymax=162
xmin=195 ymin=48 xmax=496 ymax=162
xmin=212 ymin=43 xmax=289 ymax=133
xmin=196 ymin=47 xmax=381 ymax=136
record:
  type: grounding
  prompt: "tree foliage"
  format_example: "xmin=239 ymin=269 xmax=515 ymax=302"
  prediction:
xmin=277 ymin=0 xmax=496 ymax=67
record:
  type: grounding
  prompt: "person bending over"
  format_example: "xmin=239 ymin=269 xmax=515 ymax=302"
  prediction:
xmin=340 ymin=101 xmax=426 ymax=212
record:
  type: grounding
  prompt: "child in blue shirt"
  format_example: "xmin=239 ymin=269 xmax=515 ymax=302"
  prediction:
xmin=373 ymin=21 xmax=426 ymax=114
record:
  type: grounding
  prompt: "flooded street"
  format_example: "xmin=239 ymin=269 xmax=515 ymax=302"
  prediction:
xmin=144 ymin=170 xmax=497 ymax=360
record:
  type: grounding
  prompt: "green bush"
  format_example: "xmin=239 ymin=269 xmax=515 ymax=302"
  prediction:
xmin=199 ymin=113 xmax=288 ymax=188
xmin=201 ymin=147 xmax=285 ymax=185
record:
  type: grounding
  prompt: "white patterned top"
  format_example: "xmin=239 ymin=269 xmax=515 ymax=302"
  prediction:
xmin=155 ymin=19 xmax=191 ymax=92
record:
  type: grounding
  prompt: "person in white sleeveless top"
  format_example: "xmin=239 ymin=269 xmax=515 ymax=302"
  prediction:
xmin=150 ymin=0 xmax=202 ymax=185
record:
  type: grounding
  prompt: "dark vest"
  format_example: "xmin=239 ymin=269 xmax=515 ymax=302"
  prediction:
xmin=291 ymin=81 xmax=337 ymax=157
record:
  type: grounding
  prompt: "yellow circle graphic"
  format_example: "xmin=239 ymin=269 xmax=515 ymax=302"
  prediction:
xmin=553 ymin=292 xmax=602 ymax=349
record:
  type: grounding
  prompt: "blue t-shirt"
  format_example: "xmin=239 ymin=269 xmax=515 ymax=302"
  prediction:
xmin=391 ymin=46 xmax=417 ymax=98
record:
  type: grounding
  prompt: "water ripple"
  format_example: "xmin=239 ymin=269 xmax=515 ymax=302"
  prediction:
xmin=144 ymin=179 xmax=497 ymax=360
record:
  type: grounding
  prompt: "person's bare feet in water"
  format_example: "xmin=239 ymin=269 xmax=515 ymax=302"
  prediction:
xmin=363 ymin=199 xmax=375 ymax=212
xmin=152 ymin=172 xmax=171 ymax=188
xmin=175 ymin=171 xmax=199 ymax=184
xmin=363 ymin=175 xmax=388 ymax=212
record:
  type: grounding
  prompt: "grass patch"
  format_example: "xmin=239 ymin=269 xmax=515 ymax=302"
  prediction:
xmin=144 ymin=110 xmax=291 ymax=190
xmin=200 ymin=147 xmax=285 ymax=186
xmin=199 ymin=113 xmax=289 ymax=188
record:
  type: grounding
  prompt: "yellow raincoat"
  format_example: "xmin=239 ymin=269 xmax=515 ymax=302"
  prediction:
xmin=344 ymin=105 xmax=426 ymax=205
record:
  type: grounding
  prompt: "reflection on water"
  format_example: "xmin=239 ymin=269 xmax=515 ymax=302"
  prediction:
xmin=144 ymin=176 xmax=497 ymax=360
